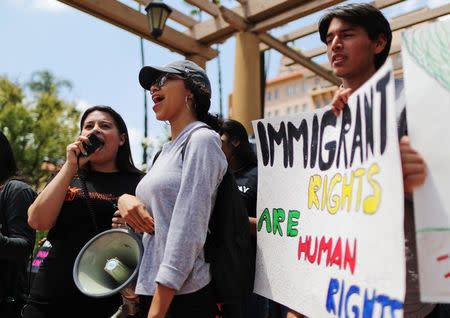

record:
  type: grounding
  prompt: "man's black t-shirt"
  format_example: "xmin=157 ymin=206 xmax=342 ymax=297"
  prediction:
xmin=29 ymin=171 xmax=142 ymax=315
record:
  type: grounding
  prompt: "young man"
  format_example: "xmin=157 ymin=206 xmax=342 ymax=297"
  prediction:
xmin=318 ymin=3 xmax=435 ymax=317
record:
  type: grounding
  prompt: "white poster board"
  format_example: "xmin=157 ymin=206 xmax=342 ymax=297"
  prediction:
xmin=402 ymin=19 xmax=450 ymax=303
xmin=252 ymin=60 xmax=406 ymax=317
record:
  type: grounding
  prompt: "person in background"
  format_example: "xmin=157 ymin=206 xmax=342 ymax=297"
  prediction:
xmin=318 ymin=3 xmax=435 ymax=317
xmin=117 ymin=60 xmax=227 ymax=318
xmin=0 ymin=131 xmax=37 ymax=318
xmin=23 ymin=105 xmax=144 ymax=318
xmin=219 ymin=119 xmax=269 ymax=318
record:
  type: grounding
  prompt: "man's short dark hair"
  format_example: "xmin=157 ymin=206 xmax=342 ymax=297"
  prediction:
xmin=318 ymin=3 xmax=392 ymax=70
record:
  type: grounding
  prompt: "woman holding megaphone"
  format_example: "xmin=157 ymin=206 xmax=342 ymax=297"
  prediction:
xmin=24 ymin=106 xmax=145 ymax=318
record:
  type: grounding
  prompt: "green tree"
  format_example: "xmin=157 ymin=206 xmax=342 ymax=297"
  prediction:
xmin=0 ymin=71 xmax=80 ymax=190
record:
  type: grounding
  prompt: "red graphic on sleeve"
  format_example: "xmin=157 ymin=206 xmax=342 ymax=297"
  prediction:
xmin=65 ymin=187 xmax=81 ymax=201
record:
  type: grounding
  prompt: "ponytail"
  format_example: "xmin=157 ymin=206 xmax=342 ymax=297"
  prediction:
xmin=184 ymin=76 xmax=222 ymax=133
xmin=198 ymin=112 xmax=222 ymax=133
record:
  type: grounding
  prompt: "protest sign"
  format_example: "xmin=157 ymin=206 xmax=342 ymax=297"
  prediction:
xmin=253 ymin=60 xmax=406 ymax=317
xmin=402 ymin=19 xmax=450 ymax=303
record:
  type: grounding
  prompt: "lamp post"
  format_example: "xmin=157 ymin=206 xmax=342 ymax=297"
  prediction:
xmin=145 ymin=1 xmax=173 ymax=38
xmin=141 ymin=1 xmax=172 ymax=166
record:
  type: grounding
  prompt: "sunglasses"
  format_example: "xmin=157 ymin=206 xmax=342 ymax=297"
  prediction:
xmin=152 ymin=73 xmax=186 ymax=88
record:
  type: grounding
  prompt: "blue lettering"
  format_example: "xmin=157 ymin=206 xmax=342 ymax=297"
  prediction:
xmin=326 ymin=278 xmax=340 ymax=314
xmin=345 ymin=285 xmax=360 ymax=318
xmin=363 ymin=289 xmax=376 ymax=318
xmin=324 ymin=278 xmax=404 ymax=318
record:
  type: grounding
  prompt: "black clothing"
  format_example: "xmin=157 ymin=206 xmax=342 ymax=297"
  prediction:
xmin=139 ymin=283 xmax=217 ymax=318
xmin=0 ymin=180 xmax=36 ymax=318
xmin=25 ymin=171 xmax=142 ymax=318
xmin=233 ymin=164 xmax=258 ymax=218
xmin=222 ymin=163 xmax=269 ymax=318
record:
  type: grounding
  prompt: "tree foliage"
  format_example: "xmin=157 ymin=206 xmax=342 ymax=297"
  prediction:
xmin=0 ymin=71 xmax=80 ymax=190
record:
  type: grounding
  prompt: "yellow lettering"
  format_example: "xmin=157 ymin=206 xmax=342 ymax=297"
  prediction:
xmin=308 ymin=175 xmax=321 ymax=209
xmin=341 ymin=172 xmax=354 ymax=212
xmin=363 ymin=163 xmax=381 ymax=214
xmin=321 ymin=175 xmax=328 ymax=211
xmin=327 ymin=173 xmax=342 ymax=214
xmin=354 ymin=168 xmax=365 ymax=211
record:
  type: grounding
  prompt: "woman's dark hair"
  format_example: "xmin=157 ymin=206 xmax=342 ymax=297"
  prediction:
xmin=183 ymin=76 xmax=221 ymax=132
xmin=0 ymin=131 xmax=18 ymax=184
xmin=318 ymin=3 xmax=392 ymax=70
xmin=80 ymin=105 xmax=143 ymax=175
xmin=220 ymin=119 xmax=257 ymax=167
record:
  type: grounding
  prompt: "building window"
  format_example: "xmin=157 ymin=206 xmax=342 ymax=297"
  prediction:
xmin=302 ymin=103 xmax=308 ymax=111
xmin=266 ymin=91 xmax=271 ymax=101
xmin=274 ymin=110 xmax=279 ymax=116
xmin=266 ymin=111 xmax=271 ymax=118
xmin=314 ymin=99 xmax=321 ymax=108
xmin=286 ymin=85 xmax=296 ymax=97
xmin=287 ymin=107 xmax=291 ymax=115
xmin=295 ymin=105 xmax=299 ymax=113
xmin=274 ymin=89 xmax=279 ymax=99
xmin=314 ymin=78 xmax=321 ymax=87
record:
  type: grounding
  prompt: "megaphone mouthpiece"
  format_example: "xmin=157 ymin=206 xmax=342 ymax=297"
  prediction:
xmin=104 ymin=257 xmax=132 ymax=285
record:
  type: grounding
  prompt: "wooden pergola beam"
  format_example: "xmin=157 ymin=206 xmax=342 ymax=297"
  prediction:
xmin=217 ymin=5 xmax=339 ymax=85
xmin=133 ymin=0 xmax=198 ymax=28
xmin=58 ymin=0 xmax=217 ymax=60
xmin=259 ymin=0 xmax=405 ymax=51
xmin=258 ymin=33 xmax=340 ymax=85
xmin=184 ymin=0 xmax=220 ymax=18
xmin=389 ymin=3 xmax=450 ymax=30
xmin=218 ymin=6 xmax=250 ymax=32
xmin=251 ymin=0 xmax=344 ymax=33
xmin=186 ymin=0 xmax=305 ymax=44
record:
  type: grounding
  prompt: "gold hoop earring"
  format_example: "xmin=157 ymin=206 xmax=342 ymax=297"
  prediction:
xmin=185 ymin=96 xmax=193 ymax=112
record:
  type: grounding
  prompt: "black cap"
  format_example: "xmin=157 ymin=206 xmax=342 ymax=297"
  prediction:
xmin=139 ymin=60 xmax=211 ymax=94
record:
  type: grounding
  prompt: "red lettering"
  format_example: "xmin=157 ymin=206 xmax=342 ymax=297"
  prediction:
xmin=330 ymin=238 xmax=342 ymax=269
xmin=298 ymin=236 xmax=318 ymax=263
xmin=344 ymin=239 xmax=357 ymax=274
xmin=318 ymin=236 xmax=333 ymax=266
xmin=298 ymin=235 xmax=357 ymax=275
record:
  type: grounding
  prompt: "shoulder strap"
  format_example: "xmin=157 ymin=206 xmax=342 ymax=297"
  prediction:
xmin=181 ymin=125 xmax=211 ymax=161
xmin=151 ymin=125 xmax=212 ymax=165
xmin=78 ymin=175 xmax=99 ymax=234
xmin=152 ymin=149 xmax=162 ymax=166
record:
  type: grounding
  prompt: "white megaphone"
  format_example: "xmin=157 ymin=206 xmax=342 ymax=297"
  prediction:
xmin=73 ymin=228 xmax=143 ymax=298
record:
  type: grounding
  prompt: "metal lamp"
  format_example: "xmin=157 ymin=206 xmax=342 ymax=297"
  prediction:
xmin=145 ymin=1 xmax=172 ymax=38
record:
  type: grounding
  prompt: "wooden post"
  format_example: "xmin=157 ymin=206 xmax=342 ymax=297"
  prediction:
xmin=186 ymin=54 xmax=207 ymax=70
xmin=232 ymin=31 xmax=261 ymax=135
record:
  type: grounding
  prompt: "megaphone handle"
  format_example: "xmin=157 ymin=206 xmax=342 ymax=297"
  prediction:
xmin=120 ymin=283 xmax=138 ymax=300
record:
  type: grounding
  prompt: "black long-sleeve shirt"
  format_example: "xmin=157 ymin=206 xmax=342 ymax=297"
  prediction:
xmin=0 ymin=180 xmax=36 ymax=300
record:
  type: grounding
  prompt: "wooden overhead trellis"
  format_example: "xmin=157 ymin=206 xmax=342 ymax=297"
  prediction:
xmin=59 ymin=0 xmax=449 ymax=83
xmin=58 ymin=0 xmax=450 ymax=131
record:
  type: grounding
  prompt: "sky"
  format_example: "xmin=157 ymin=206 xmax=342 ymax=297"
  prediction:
xmin=0 ymin=0 xmax=446 ymax=168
